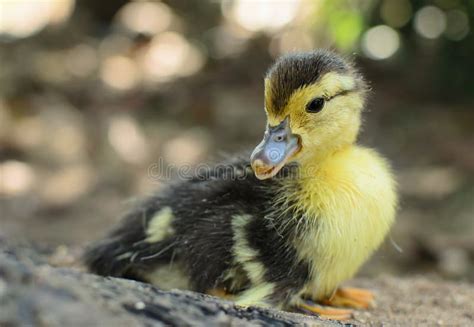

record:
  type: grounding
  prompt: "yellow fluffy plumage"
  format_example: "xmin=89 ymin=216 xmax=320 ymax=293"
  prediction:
xmin=264 ymin=68 xmax=398 ymax=303
xmin=286 ymin=146 xmax=397 ymax=300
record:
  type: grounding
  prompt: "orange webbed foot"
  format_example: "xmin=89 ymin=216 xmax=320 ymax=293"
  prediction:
xmin=322 ymin=287 xmax=375 ymax=309
xmin=298 ymin=301 xmax=353 ymax=320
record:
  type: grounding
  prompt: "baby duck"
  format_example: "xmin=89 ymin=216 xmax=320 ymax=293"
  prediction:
xmin=84 ymin=50 xmax=397 ymax=320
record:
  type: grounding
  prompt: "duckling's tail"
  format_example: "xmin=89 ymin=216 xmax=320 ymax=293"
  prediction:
xmin=83 ymin=202 xmax=177 ymax=281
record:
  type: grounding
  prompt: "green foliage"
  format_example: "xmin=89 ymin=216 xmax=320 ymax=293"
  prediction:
xmin=328 ymin=8 xmax=366 ymax=51
xmin=317 ymin=0 xmax=370 ymax=51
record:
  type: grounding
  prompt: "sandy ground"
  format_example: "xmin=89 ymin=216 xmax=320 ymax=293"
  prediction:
xmin=2 ymin=238 xmax=473 ymax=326
xmin=348 ymin=276 xmax=474 ymax=326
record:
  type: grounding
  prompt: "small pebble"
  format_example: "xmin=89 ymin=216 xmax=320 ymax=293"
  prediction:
xmin=135 ymin=301 xmax=145 ymax=310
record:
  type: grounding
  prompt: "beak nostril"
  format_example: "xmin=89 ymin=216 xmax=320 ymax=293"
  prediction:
xmin=274 ymin=135 xmax=285 ymax=142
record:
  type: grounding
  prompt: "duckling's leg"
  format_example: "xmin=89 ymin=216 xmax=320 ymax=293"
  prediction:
xmin=322 ymin=287 xmax=374 ymax=309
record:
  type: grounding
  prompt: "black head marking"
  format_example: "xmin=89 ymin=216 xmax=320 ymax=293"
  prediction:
xmin=265 ymin=50 xmax=352 ymax=114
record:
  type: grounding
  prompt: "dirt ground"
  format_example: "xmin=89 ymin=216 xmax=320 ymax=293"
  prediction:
xmin=348 ymin=276 xmax=474 ymax=326
xmin=2 ymin=239 xmax=473 ymax=327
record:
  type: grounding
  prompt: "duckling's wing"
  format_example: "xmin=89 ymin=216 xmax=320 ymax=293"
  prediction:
xmin=83 ymin=154 xmax=267 ymax=281
xmin=84 ymin=153 xmax=309 ymax=305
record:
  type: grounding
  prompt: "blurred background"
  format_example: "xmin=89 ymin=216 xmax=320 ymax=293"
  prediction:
xmin=0 ymin=0 xmax=473 ymax=282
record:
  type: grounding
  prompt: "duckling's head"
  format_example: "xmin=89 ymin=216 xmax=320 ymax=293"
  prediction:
xmin=251 ymin=50 xmax=368 ymax=180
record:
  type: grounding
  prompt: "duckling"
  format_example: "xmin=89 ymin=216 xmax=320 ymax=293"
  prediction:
xmin=84 ymin=49 xmax=397 ymax=320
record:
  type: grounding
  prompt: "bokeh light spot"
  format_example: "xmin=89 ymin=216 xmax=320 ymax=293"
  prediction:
xmin=48 ymin=124 xmax=87 ymax=162
xmin=141 ymin=32 xmax=205 ymax=82
xmin=100 ymin=56 xmax=140 ymax=91
xmin=444 ymin=10 xmax=470 ymax=41
xmin=414 ymin=6 xmax=447 ymax=39
xmin=40 ymin=165 xmax=94 ymax=206
xmin=108 ymin=115 xmax=148 ymax=165
xmin=362 ymin=25 xmax=400 ymax=60
xmin=0 ymin=161 xmax=36 ymax=196
xmin=224 ymin=0 xmax=300 ymax=33
xmin=380 ymin=0 xmax=412 ymax=28
xmin=117 ymin=1 xmax=173 ymax=35
xmin=0 ymin=0 xmax=75 ymax=39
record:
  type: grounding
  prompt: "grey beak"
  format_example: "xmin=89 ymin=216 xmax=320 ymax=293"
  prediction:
xmin=250 ymin=117 xmax=301 ymax=180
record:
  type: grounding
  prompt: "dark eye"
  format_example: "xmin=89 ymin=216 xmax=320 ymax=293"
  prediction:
xmin=306 ymin=97 xmax=325 ymax=113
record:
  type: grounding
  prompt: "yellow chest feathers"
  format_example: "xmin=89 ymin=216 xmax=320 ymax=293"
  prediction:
xmin=286 ymin=146 xmax=397 ymax=299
